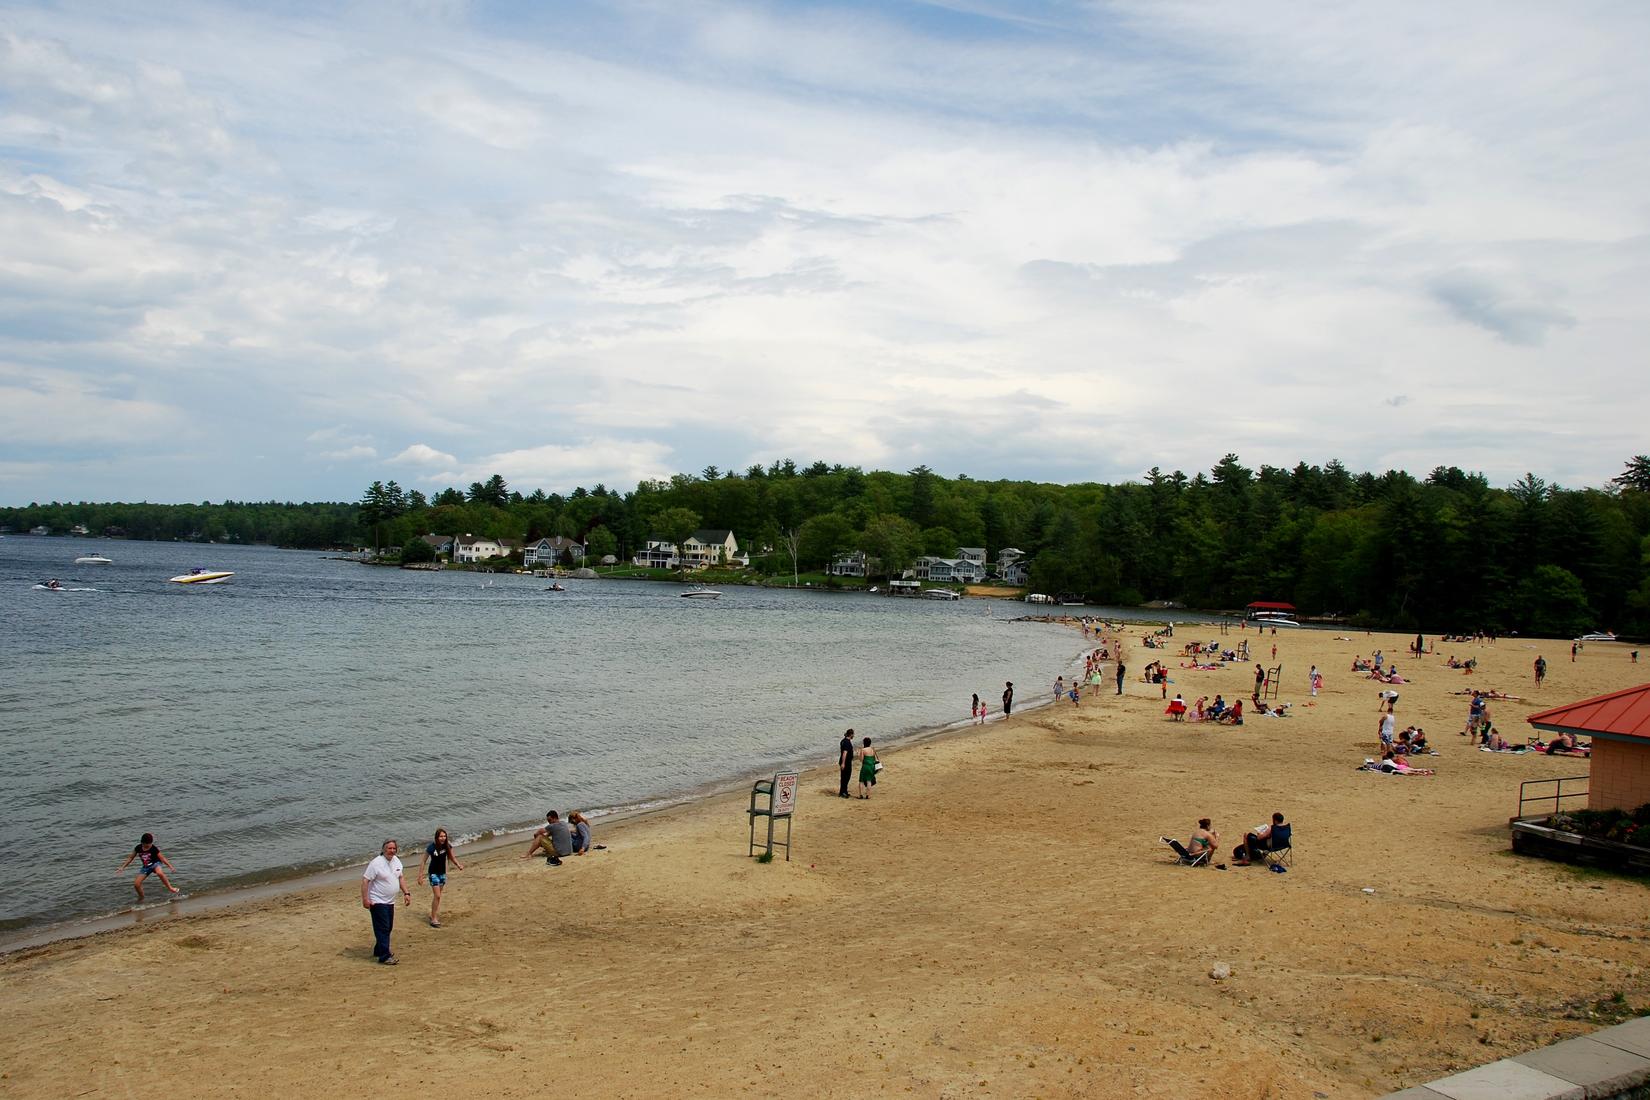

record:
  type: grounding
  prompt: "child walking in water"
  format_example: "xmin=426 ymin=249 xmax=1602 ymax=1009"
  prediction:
xmin=118 ymin=832 xmax=179 ymax=900
xmin=417 ymin=827 xmax=464 ymax=928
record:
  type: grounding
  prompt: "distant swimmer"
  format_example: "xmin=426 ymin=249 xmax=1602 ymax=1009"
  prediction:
xmin=118 ymin=832 xmax=180 ymax=901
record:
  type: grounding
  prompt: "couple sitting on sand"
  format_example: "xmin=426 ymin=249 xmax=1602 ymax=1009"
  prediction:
xmin=1164 ymin=813 xmax=1290 ymax=868
xmin=520 ymin=810 xmax=597 ymax=866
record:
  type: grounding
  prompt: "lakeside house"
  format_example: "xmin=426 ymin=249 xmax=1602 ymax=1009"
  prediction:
xmin=1000 ymin=557 xmax=1031 ymax=585
xmin=634 ymin=529 xmax=741 ymax=570
xmin=419 ymin=533 xmax=455 ymax=556
xmin=958 ymin=547 xmax=987 ymax=567
xmin=453 ymin=534 xmax=514 ymax=563
xmin=828 ymin=550 xmax=870 ymax=577
xmin=523 ymin=536 xmax=585 ymax=568
xmin=912 ymin=556 xmax=987 ymax=584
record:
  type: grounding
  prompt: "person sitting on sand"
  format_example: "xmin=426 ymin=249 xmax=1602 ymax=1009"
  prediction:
xmin=1187 ymin=818 xmax=1219 ymax=862
xmin=1542 ymin=731 xmax=1587 ymax=756
xmin=1209 ymin=695 xmax=1226 ymax=719
xmin=1165 ymin=694 xmax=1187 ymax=720
xmin=521 ymin=810 xmax=574 ymax=866
xmin=1232 ymin=812 xmax=1288 ymax=865
xmin=568 ymin=811 xmax=593 ymax=855
xmin=1220 ymin=699 xmax=1244 ymax=725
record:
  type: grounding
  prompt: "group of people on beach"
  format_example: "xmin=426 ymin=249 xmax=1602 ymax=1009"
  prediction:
xmin=358 ymin=813 xmax=599 ymax=965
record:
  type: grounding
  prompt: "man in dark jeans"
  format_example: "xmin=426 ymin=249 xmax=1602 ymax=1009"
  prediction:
xmin=838 ymin=729 xmax=855 ymax=798
xmin=1116 ymin=661 xmax=1126 ymax=695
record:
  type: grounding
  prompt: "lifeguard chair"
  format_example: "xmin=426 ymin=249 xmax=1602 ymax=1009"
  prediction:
xmin=748 ymin=772 xmax=797 ymax=860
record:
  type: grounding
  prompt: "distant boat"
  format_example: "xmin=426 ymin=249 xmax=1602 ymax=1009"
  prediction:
xmin=170 ymin=569 xmax=234 ymax=585
xmin=922 ymin=589 xmax=961 ymax=601
xmin=74 ymin=553 xmax=113 ymax=565
xmin=680 ymin=586 xmax=722 ymax=599
xmin=1026 ymin=593 xmax=1054 ymax=604
xmin=1578 ymin=631 xmax=1617 ymax=642
xmin=1249 ymin=611 xmax=1300 ymax=627
xmin=546 ymin=582 xmax=566 ymax=592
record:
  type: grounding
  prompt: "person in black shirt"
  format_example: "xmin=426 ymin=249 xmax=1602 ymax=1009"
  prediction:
xmin=417 ymin=827 xmax=464 ymax=928
xmin=117 ymin=832 xmax=179 ymax=901
xmin=1002 ymin=681 xmax=1014 ymax=716
xmin=839 ymin=729 xmax=855 ymax=798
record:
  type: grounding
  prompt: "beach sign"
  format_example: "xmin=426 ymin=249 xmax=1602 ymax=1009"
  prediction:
xmin=773 ymin=772 xmax=799 ymax=817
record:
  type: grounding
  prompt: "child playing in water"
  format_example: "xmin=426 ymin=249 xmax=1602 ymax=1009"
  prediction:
xmin=118 ymin=832 xmax=180 ymax=900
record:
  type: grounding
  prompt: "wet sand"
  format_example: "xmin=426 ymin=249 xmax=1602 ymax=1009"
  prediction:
xmin=3 ymin=627 xmax=1647 ymax=1098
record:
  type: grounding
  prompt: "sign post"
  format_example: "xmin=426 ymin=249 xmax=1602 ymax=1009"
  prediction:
xmin=748 ymin=772 xmax=797 ymax=861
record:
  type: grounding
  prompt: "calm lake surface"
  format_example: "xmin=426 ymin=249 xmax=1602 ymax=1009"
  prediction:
xmin=0 ymin=537 xmax=1091 ymax=933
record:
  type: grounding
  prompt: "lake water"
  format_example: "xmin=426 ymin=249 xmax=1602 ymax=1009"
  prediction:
xmin=0 ymin=536 xmax=1093 ymax=934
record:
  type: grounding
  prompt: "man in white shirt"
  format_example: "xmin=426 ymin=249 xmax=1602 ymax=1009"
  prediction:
xmin=361 ymin=839 xmax=410 ymax=965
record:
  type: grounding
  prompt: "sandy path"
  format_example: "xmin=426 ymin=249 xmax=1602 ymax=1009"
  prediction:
xmin=4 ymin=628 xmax=1647 ymax=1098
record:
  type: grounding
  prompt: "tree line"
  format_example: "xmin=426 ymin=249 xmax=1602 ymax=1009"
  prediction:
xmin=8 ymin=455 xmax=1650 ymax=636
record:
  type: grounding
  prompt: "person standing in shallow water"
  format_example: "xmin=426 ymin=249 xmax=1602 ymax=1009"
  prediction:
xmin=838 ymin=729 xmax=855 ymax=798
xmin=1002 ymin=681 xmax=1014 ymax=716
xmin=118 ymin=832 xmax=180 ymax=901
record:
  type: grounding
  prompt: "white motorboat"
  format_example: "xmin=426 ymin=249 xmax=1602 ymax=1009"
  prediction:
xmin=922 ymin=588 xmax=961 ymax=600
xmin=1025 ymin=593 xmax=1053 ymax=604
xmin=1578 ymin=631 xmax=1617 ymax=642
xmin=74 ymin=553 xmax=113 ymax=565
xmin=170 ymin=569 xmax=234 ymax=585
xmin=679 ymin=586 xmax=722 ymax=599
xmin=1249 ymin=611 xmax=1300 ymax=627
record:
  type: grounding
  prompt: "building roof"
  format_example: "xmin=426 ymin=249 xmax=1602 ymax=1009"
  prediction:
xmin=1246 ymin=601 xmax=1297 ymax=611
xmin=691 ymin=529 xmax=734 ymax=543
xmin=1527 ymin=684 xmax=1650 ymax=744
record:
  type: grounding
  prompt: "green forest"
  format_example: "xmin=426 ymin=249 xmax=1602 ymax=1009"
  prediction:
xmin=8 ymin=455 xmax=1650 ymax=637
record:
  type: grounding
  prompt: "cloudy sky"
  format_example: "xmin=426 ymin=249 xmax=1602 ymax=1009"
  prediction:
xmin=3 ymin=1 xmax=1646 ymax=504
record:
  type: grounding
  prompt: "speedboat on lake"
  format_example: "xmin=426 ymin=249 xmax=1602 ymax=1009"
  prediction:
xmin=680 ymin=586 xmax=722 ymax=599
xmin=1578 ymin=631 xmax=1617 ymax=642
xmin=922 ymin=588 xmax=961 ymax=600
xmin=74 ymin=553 xmax=113 ymax=565
xmin=170 ymin=569 xmax=234 ymax=585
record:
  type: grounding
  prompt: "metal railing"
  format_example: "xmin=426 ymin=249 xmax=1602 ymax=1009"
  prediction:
xmin=1516 ymin=774 xmax=1590 ymax=820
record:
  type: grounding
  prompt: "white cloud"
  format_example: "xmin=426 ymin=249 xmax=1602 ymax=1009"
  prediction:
xmin=0 ymin=2 xmax=1647 ymax=501
xmin=391 ymin=443 xmax=458 ymax=466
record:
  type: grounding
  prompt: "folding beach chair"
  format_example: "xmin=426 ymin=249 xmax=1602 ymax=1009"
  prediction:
xmin=1261 ymin=824 xmax=1293 ymax=869
xmin=1161 ymin=836 xmax=1210 ymax=867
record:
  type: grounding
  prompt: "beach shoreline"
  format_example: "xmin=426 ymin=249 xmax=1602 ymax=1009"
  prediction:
xmin=0 ymin=636 xmax=1105 ymax=957
xmin=6 ymin=627 xmax=1647 ymax=1099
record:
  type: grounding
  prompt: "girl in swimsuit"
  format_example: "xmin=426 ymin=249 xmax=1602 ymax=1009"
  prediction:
xmin=858 ymin=736 xmax=878 ymax=799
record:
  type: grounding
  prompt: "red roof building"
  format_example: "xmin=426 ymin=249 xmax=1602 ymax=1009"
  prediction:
xmin=1527 ymin=684 xmax=1650 ymax=811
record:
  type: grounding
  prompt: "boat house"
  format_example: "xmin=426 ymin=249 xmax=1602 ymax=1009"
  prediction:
xmin=1526 ymin=684 xmax=1650 ymax=811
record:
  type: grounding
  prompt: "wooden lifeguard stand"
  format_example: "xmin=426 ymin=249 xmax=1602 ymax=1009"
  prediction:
xmin=1264 ymin=664 xmax=1282 ymax=699
xmin=748 ymin=772 xmax=798 ymax=860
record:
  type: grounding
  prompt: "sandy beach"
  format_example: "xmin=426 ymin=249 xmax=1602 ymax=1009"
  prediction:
xmin=4 ymin=625 xmax=1648 ymax=1098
